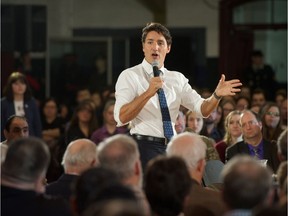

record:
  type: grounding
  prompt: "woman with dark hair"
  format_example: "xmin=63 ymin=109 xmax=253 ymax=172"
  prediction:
xmin=1 ymin=72 xmax=42 ymax=140
xmin=65 ymin=99 xmax=98 ymax=144
xmin=260 ymin=102 xmax=283 ymax=143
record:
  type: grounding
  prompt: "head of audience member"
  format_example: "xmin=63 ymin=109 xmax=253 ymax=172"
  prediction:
xmin=97 ymin=134 xmax=142 ymax=187
xmin=81 ymin=199 xmax=145 ymax=216
xmin=223 ymin=110 xmax=243 ymax=146
xmin=239 ymin=85 xmax=251 ymax=100
xmin=203 ymin=108 xmax=218 ymax=127
xmin=69 ymin=99 xmax=98 ymax=134
xmin=71 ymin=167 xmax=123 ymax=215
xmin=277 ymin=129 xmax=287 ymax=162
xmin=221 ymin=155 xmax=273 ymax=210
xmin=76 ymin=87 xmax=91 ymax=105
xmin=276 ymin=161 xmax=287 ymax=200
xmin=251 ymin=50 xmax=265 ymax=68
xmin=221 ymin=99 xmax=236 ymax=121
xmin=3 ymin=115 xmax=29 ymax=144
xmin=275 ymin=89 xmax=287 ymax=108
xmin=41 ymin=97 xmax=59 ymax=122
xmin=239 ymin=110 xmax=263 ymax=146
xmin=215 ymin=105 xmax=223 ymax=126
xmin=144 ymin=156 xmax=192 ymax=216
xmin=166 ymin=132 xmax=207 ymax=183
xmin=1 ymin=137 xmax=50 ymax=193
xmin=280 ymin=98 xmax=287 ymax=128
xmin=200 ymin=88 xmax=212 ymax=99
xmin=175 ymin=110 xmax=186 ymax=134
xmin=102 ymin=99 xmax=116 ymax=126
xmin=252 ymin=89 xmax=267 ymax=107
xmin=185 ymin=110 xmax=204 ymax=134
xmin=62 ymin=138 xmax=98 ymax=175
xmin=260 ymin=102 xmax=282 ymax=141
xmin=3 ymin=72 xmax=32 ymax=101
xmin=236 ymin=95 xmax=250 ymax=111
xmin=90 ymin=90 xmax=103 ymax=109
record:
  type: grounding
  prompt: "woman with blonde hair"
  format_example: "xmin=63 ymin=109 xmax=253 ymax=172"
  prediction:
xmin=215 ymin=110 xmax=243 ymax=163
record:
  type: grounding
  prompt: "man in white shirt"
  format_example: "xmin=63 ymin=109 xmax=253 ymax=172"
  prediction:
xmin=1 ymin=115 xmax=29 ymax=163
xmin=114 ymin=22 xmax=242 ymax=170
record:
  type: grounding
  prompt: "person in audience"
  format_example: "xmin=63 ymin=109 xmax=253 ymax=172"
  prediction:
xmin=46 ymin=138 xmax=98 ymax=200
xmin=260 ymin=102 xmax=283 ymax=143
xmin=0 ymin=115 xmax=29 ymax=163
xmin=274 ymin=89 xmax=287 ymax=108
xmin=226 ymin=110 xmax=280 ymax=173
xmin=202 ymin=108 xmax=224 ymax=142
xmin=91 ymin=100 xmax=128 ymax=145
xmin=276 ymin=129 xmax=287 ymax=162
xmin=251 ymin=88 xmax=267 ymax=107
xmin=97 ymin=134 xmax=150 ymax=216
xmin=217 ymin=99 xmax=236 ymax=136
xmin=166 ymin=132 xmax=227 ymax=216
xmin=280 ymin=98 xmax=287 ymax=129
xmin=236 ymin=95 xmax=250 ymax=111
xmin=251 ymin=104 xmax=262 ymax=114
xmin=175 ymin=110 xmax=186 ymax=134
xmin=75 ymin=87 xmax=91 ymax=106
xmin=185 ymin=110 xmax=220 ymax=161
xmin=144 ymin=156 xmax=192 ymax=216
xmin=1 ymin=137 xmax=72 ymax=216
xmin=70 ymin=167 xmax=136 ymax=215
xmin=1 ymin=72 xmax=42 ymax=141
xmin=65 ymin=99 xmax=98 ymax=144
xmin=221 ymin=155 xmax=274 ymax=216
xmin=276 ymin=162 xmax=287 ymax=210
xmin=41 ymin=97 xmax=64 ymax=148
xmin=215 ymin=110 xmax=243 ymax=163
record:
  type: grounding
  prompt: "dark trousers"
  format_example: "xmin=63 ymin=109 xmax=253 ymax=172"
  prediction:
xmin=133 ymin=137 xmax=167 ymax=172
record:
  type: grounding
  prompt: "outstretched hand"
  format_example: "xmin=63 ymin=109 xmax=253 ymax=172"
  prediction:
xmin=215 ymin=74 xmax=242 ymax=97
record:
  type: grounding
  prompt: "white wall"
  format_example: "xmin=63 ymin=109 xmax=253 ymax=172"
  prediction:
xmin=3 ymin=0 xmax=219 ymax=56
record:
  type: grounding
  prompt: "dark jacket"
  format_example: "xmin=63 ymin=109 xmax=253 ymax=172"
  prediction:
xmin=226 ymin=139 xmax=280 ymax=173
xmin=1 ymin=97 xmax=42 ymax=140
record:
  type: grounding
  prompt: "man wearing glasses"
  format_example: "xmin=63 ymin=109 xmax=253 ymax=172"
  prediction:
xmin=225 ymin=110 xmax=280 ymax=173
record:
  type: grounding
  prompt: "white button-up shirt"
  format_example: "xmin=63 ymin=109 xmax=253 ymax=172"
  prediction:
xmin=114 ymin=59 xmax=204 ymax=138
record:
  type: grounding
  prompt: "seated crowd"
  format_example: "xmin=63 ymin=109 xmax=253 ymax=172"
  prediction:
xmin=1 ymin=72 xmax=287 ymax=216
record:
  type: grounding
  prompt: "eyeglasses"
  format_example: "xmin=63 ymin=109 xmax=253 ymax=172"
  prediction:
xmin=265 ymin=111 xmax=280 ymax=117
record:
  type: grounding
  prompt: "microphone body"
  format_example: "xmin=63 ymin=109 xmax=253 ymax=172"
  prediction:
xmin=152 ymin=61 xmax=160 ymax=77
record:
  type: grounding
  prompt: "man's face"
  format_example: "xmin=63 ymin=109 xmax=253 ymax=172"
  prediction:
xmin=142 ymin=31 xmax=171 ymax=67
xmin=240 ymin=112 xmax=262 ymax=141
xmin=252 ymin=93 xmax=266 ymax=107
xmin=175 ymin=112 xmax=186 ymax=134
xmin=4 ymin=118 xmax=29 ymax=142
xmin=104 ymin=104 xmax=116 ymax=125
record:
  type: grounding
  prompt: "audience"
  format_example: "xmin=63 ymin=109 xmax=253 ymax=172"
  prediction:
xmin=215 ymin=110 xmax=243 ymax=163
xmin=221 ymin=155 xmax=274 ymax=216
xmin=166 ymin=132 xmax=227 ymax=216
xmin=144 ymin=156 xmax=192 ymax=216
xmin=1 ymin=137 xmax=72 ymax=216
xmin=276 ymin=129 xmax=287 ymax=162
xmin=175 ymin=110 xmax=186 ymax=134
xmin=226 ymin=110 xmax=280 ymax=173
xmin=97 ymin=134 xmax=150 ymax=216
xmin=46 ymin=138 xmax=98 ymax=200
xmin=251 ymin=88 xmax=267 ymax=107
xmin=91 ymin=100 xmax=128 ymax=145
xmin=0 ymin=115 xmax=29 ymax=163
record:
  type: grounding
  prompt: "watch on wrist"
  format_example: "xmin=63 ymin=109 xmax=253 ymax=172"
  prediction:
xmin=213 ymin=92 xmax=222 ymax=100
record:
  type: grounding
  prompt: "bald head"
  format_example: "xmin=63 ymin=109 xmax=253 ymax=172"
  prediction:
xmin=62 ymin=139 xmax=98 ymax=174
xmin=166 ymin=132 xmax=207 ymax=171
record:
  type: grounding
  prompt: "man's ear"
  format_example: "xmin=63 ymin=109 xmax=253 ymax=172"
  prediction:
xmin=3 ymin=129 xmax=8 ymax=140
xmin=167 ymin=45 xmax=171 ymax=54
xmin=197 ymin=158 xmax=206 ymax=174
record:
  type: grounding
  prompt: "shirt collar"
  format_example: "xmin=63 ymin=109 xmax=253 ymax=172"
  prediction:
xmin=142 ymin=58 xmax=165 ymax=77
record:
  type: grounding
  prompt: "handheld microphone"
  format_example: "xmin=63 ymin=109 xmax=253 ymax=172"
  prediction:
xmin=152 ymin=61 xmax=160 ymax=77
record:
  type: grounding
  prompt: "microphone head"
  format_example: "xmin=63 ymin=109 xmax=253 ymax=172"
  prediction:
xmin=151 ymin=61 xmax=159 ymax=68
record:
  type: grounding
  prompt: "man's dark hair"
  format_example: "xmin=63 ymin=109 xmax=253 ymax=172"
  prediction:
xmin=144 ymin=156 xmax=192 ymax=216
xmin=4 ymin=115 xmax=28 ymax=132
xmin=251 ymin=50 xmax=263 ymax=57
xmin=1 ymin=137 xmax=50 ymax=183
xmin=72 ymin=167 xmax=124 ymax=214
xmin=222 ymin=156 xmax=272 ymax=209
xmin=141 ymin=22 xmax=172 ymax=46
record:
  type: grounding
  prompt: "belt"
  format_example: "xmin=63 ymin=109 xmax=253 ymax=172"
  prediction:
xmin=132 ymin=134 xmax=168 ymax=145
